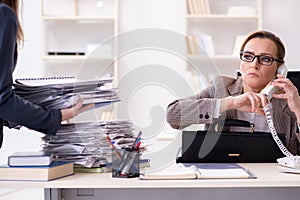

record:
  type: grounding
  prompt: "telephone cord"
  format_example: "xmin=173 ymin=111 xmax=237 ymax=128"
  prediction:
xmin=263 ymin=103 xmax=294 ymax=157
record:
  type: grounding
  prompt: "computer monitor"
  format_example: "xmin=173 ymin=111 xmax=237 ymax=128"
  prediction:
xmin=287 ymin=71 xmax=300 ymax=95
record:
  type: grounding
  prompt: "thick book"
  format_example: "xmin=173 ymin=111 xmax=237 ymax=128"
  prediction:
xmin=141 ymin=163 xmax=254 ymax=180
xmin=0 ymin=161 xmax=74 ymax=181
xmin=8 ymin=151 xmax=54 ymax=166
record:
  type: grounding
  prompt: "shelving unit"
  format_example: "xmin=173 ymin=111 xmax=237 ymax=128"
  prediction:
xmin=41 ymin=0 xmax=119 ymax=81
xmin=40 ymin=0 xmax=119 ymax=122
xmin=185 ymin=0 xmax=262 ymax=78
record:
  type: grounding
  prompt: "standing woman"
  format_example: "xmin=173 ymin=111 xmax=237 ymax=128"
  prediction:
xmin=0 ymin=0 xmax=91 ymax=148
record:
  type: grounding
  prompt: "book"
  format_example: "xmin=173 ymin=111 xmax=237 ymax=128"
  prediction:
xmin=186 ymin=0 xmax=195 ymax=15
xmin=8 ymin=151 xmax=54 ymax=166
xmin=74 ymin=166 xmax=109 ymax=173
xmin=186 ymin=35 xmax=199 ymax=55
xmin=142 ymin=164 xmax=197 ymax=179
xmin=202 ymin=0 xmax=211 ymax=15
xmin=232 ymin=35 xmax=246 ymax=56
xmin=0 ymin=161 xmax=74 ymax=181
xmin=141 ymin=163 xmax=254 ymax=180
xmin=200 ymin=34 xmax=215 ymax=56
xmin=279 ymin=167 xmax=300 ymax=174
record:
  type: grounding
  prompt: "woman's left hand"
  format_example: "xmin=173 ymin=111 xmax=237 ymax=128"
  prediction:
xmin=272 ymin=74 xmax=300 ymax=115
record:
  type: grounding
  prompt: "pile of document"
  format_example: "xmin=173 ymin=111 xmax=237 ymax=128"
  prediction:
xmin=13 ymin=77 xmax=119 ymax=109
xmin=41 ymin=120 xmax=136 ymax=168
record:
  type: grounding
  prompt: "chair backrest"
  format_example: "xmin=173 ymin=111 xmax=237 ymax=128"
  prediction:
xmin=287 ymin=71 xmax=300 ymax=95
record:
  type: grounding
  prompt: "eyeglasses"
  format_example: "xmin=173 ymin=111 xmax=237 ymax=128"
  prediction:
xmin=240 ymin=51 xmax=284 ymax=66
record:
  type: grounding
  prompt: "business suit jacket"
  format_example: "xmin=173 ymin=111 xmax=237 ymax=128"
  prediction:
xmin=0 ymin=4 xmax=61 ymax=148
xmin=167 ymin=75 xmax=300 ymax=155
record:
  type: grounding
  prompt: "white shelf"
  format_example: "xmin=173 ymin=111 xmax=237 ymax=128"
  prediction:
xmin=185 ymin=0 xmax=262 ymax=76
xmin=41 ymin=0 xmax=119 ymax=78
xmin=187 ymin=54 xmax=239 ymax=60
xmin=43 ymin=55 xmax=114 ymax=61
xmin=42 ymin=16 xmax=115 ymax=21
xmin=186 ymin=14 xmax=259 ymax=20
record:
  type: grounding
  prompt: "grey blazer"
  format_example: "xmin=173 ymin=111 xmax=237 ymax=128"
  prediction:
xmin=167 ymin=75 xmax=300 ymax=155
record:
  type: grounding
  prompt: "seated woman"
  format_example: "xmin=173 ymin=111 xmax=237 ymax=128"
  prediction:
xmin=166 ymin=30 xmax=300 ymax=155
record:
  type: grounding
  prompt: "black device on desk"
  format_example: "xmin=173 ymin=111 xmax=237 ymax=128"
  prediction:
xmin=177 ymin=120 xmax=285 ymax=163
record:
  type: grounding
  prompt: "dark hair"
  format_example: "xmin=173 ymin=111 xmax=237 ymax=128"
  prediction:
xmin=240 ymin=30 xmax=285 ymax=66
xmin=1 ymin=0 xmax=24 ymax=45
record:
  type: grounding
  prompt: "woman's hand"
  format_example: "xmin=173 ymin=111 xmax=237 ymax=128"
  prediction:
xmin=222 ymin=92 xmax=266 ymax=115
xmin=271 ymin=74 xmax=300 ymax=121
xmin=60 ymin=99 xmax=94 ymax=122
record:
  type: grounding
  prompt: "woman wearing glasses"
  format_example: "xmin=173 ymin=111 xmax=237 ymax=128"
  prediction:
xmin=167 ymin=30 xmax=300 ymax=154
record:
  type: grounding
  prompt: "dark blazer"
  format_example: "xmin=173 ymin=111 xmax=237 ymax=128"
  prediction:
xmin=0 ymin=3 xmax=61 ymax=148
xmin=167 ymin=75 xmax=300 ymax=155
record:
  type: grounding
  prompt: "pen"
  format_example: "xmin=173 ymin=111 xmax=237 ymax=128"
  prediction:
xmin=131 ymin=131 xmax=142 ymax=150
xmin=112 ymin=141 xmax=121 ymax=149
xmin=134 ymin=138 xmax=141 ymax=148
xmin=120 ymin=151 xmax=138 ymax=176
xmin=136 ymin=141 xmax=141 ymax=149
xmin=106 ymin=135 xmax=123 ymax=160
xmin=105 ymin=135 xmax=114 ymax=148
xmin=115 ymin=150 xmax=128 ymax=174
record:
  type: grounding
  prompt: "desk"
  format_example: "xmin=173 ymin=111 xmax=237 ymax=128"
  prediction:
xmin=0 ymin=163 xmax=300 ymax=200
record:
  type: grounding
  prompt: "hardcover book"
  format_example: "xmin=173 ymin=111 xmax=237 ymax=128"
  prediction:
xmin=8 ymin=151 xmax=54 ymax=166
xmin=0 ymin=161 xmax=74 ymax=181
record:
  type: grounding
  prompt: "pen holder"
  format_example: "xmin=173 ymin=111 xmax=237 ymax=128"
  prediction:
xmin=112 ymin=148 xmax=140 ymax=178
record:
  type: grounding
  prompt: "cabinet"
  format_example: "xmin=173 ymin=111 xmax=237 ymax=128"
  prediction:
xmin=185 ymin=0 xmax=262 ymax=78
xmin=41 ymin=0 xmax=119 ymax=81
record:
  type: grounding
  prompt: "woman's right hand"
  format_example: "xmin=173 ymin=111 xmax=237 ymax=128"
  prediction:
xmin=60 ymin=99 xmax=94 ymax=122
xmin=222 ymin=92 xmax=266 ymax=115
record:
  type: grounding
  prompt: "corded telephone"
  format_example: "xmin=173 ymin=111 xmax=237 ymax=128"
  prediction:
xmin=261 ymin=64 xmax=300 ymax=168
xmin=261 ymin=64 xmax=288 ymax=99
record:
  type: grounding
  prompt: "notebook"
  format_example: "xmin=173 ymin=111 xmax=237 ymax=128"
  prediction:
xmin=14 ymin=76 xmax=113 ymax=88
xmin=141 ymin=163 xmax=254 ymax=180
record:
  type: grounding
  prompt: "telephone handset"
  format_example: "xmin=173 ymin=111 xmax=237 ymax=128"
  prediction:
xmin=261 ymin=64 xmax=300 ymax=168
xmin=261 ymin=64 xmax=288 ymax=99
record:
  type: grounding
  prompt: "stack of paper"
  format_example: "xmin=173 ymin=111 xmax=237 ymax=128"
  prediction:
xmin=13 ymin=77 xmax=120 ymax=109
xmin=41 ymin=120 xmax=137 ymax=168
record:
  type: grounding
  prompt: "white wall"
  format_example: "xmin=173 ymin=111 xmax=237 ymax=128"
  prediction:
xmin=14 ymin=0 xmax=42 ymax=78
xmin=1 ymin=0 xmax=300 ymax=199
xmin=262 ymin=0 xmax=299 ymax=69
